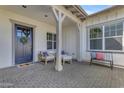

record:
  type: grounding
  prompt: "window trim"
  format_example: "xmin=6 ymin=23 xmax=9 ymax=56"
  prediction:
xmin=47 ymin=32 xmax=56 ymax=50
xmin=87 ymin=19 xmax=124 ymax=53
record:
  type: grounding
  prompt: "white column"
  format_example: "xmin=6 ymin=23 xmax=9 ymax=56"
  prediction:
xmin=77 ymin=23 xmax=82 ymax=61
xmin=52 ymin=8 xmax=65 ymax=71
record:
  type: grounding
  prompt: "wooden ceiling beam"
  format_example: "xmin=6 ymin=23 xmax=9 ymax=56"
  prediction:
xmin=62 ymin=5 xmax=86 ymax=22
xmin=76 ymin=14 xmax=83 ymax=17
xmin=65 ymin=6 xmax=73 ymax=9
xmin=65 ymin=6 xmax=76 ymax=11
xmin=71 ymin=11 xmax=79 ymax=14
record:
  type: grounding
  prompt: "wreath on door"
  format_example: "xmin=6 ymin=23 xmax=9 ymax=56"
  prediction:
xmin=20 ymin=29 xmax=30 ymax=45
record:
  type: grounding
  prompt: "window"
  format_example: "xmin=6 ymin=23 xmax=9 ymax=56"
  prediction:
xmin=89 ymin=27 xmax=103 ymax=50
xmin=105 ymin=37 xmax=122 ymax=50
xmin=105 ymin=22 xmax=123 ymax=50
xmin=47 ymin=33 xmax=56 ymax=50
xmin=88 ymin=21 xmax=124 ymax=51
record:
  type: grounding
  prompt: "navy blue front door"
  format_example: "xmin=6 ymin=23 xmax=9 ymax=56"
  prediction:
xmin=15 ymin=24 xmax=33 ymax=64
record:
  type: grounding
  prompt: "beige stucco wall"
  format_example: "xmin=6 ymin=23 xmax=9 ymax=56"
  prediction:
xmin=81 ymin=6 xmax=124 ymax=67
xmin=0 ymin=8 xmax=56 ymax=68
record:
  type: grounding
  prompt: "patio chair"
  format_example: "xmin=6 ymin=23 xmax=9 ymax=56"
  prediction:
xmin=38 ymin=51 xmax=55 ymax=64
xmin=61 ymin=50 xmax=72 ymax=65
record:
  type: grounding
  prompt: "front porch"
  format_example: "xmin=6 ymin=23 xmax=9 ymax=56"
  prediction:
xmin=0 ymin=5 xmax=86 ymax=69
xmin=0 ymin=62 xmax=124 ymax=88
xmin=1 ymin=5 xmax=124 ymax=88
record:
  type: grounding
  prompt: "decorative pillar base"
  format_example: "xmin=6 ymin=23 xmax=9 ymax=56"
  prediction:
xmin=55 ymin=64 xmax=63 ymax=71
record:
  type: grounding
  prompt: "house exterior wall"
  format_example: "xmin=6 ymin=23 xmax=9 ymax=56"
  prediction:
xmin=62 ymin=25 xmax=78 ymax=59
xmin=2 ymin=6 xmax=124 ymax=69
xmin=0 ymin=9 xmax=55 ymax=68
xmin=0 ymin=8 xmax=78 ymax=68
xmin=81 ymin=6 xmax=124 ymax=67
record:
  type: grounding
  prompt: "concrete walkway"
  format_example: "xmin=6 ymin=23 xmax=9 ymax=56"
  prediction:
xmin=0 ymin=62 xmax=124 ymax=88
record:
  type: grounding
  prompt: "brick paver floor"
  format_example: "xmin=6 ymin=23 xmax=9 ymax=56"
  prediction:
xmin=0 ymin=62 xmax=124 ymax=88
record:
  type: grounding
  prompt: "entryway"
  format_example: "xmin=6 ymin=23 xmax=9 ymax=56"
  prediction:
xmin=15 ymin=24 xmax=33 ymax=64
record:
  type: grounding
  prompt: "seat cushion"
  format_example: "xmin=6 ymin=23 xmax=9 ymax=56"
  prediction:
xmin=46 ymin=55 xmax=55 ymax=60
xmin=96 ymin=52 xmax=104 ymax=60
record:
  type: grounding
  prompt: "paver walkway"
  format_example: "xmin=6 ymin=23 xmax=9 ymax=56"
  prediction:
xmin=0 ymin=62 xmax=124 ymax=88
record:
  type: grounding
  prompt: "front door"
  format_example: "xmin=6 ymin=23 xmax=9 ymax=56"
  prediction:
xmin=15 ymin=24 xmax=33 ymax=64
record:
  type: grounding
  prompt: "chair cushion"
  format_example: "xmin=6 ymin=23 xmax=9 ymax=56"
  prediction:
xmin=46 ymin=55 xmax=55 ymax=60
xmin=43 ymin=52 xmax=49 ymax=56
xmin=96 ymin=52 xmax=104 ymax=60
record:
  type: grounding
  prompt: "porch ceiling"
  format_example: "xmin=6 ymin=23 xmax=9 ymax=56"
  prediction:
xmin=63 ymin=5 xmax=88 ymax=21
xmin=0 ymin=5 xmax=76 ymax=27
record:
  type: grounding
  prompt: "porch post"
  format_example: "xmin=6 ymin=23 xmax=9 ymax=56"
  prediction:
xmin=52 ymin=8 xmax=66 ymax=71
xmin=77 ymin=23 xmax=82 ymax=61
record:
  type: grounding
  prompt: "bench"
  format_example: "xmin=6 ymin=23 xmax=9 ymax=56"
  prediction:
xmin=90 ymin=51 xmax=113 ymax=70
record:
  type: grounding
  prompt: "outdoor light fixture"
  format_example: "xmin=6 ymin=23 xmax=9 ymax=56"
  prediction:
xmin=22 ymin=5 xmax=27 ymax=8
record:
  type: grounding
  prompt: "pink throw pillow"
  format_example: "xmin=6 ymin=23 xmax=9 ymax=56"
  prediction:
xmin=96 ymin=52 xmax=104 ymax=60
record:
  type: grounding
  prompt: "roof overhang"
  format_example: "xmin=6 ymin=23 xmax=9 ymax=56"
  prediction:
xmin=63 ymin=5 xmax=88 ymax=22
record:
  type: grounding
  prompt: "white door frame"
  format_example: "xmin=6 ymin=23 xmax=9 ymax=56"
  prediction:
xmin=10 ymin=19 xmax=36 ymax=66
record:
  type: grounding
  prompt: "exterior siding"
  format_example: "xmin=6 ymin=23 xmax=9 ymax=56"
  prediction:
xmin=62 ymin=25 xmax=78 ymax=59
xmin=81 ymin=6 xmax=124 ymax=67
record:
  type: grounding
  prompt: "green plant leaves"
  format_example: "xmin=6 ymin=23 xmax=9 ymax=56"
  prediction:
xmin=20 ymin=36 xmax=28 ymax=45
xmin=20 ymin=30 xmax=30 ymax=45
